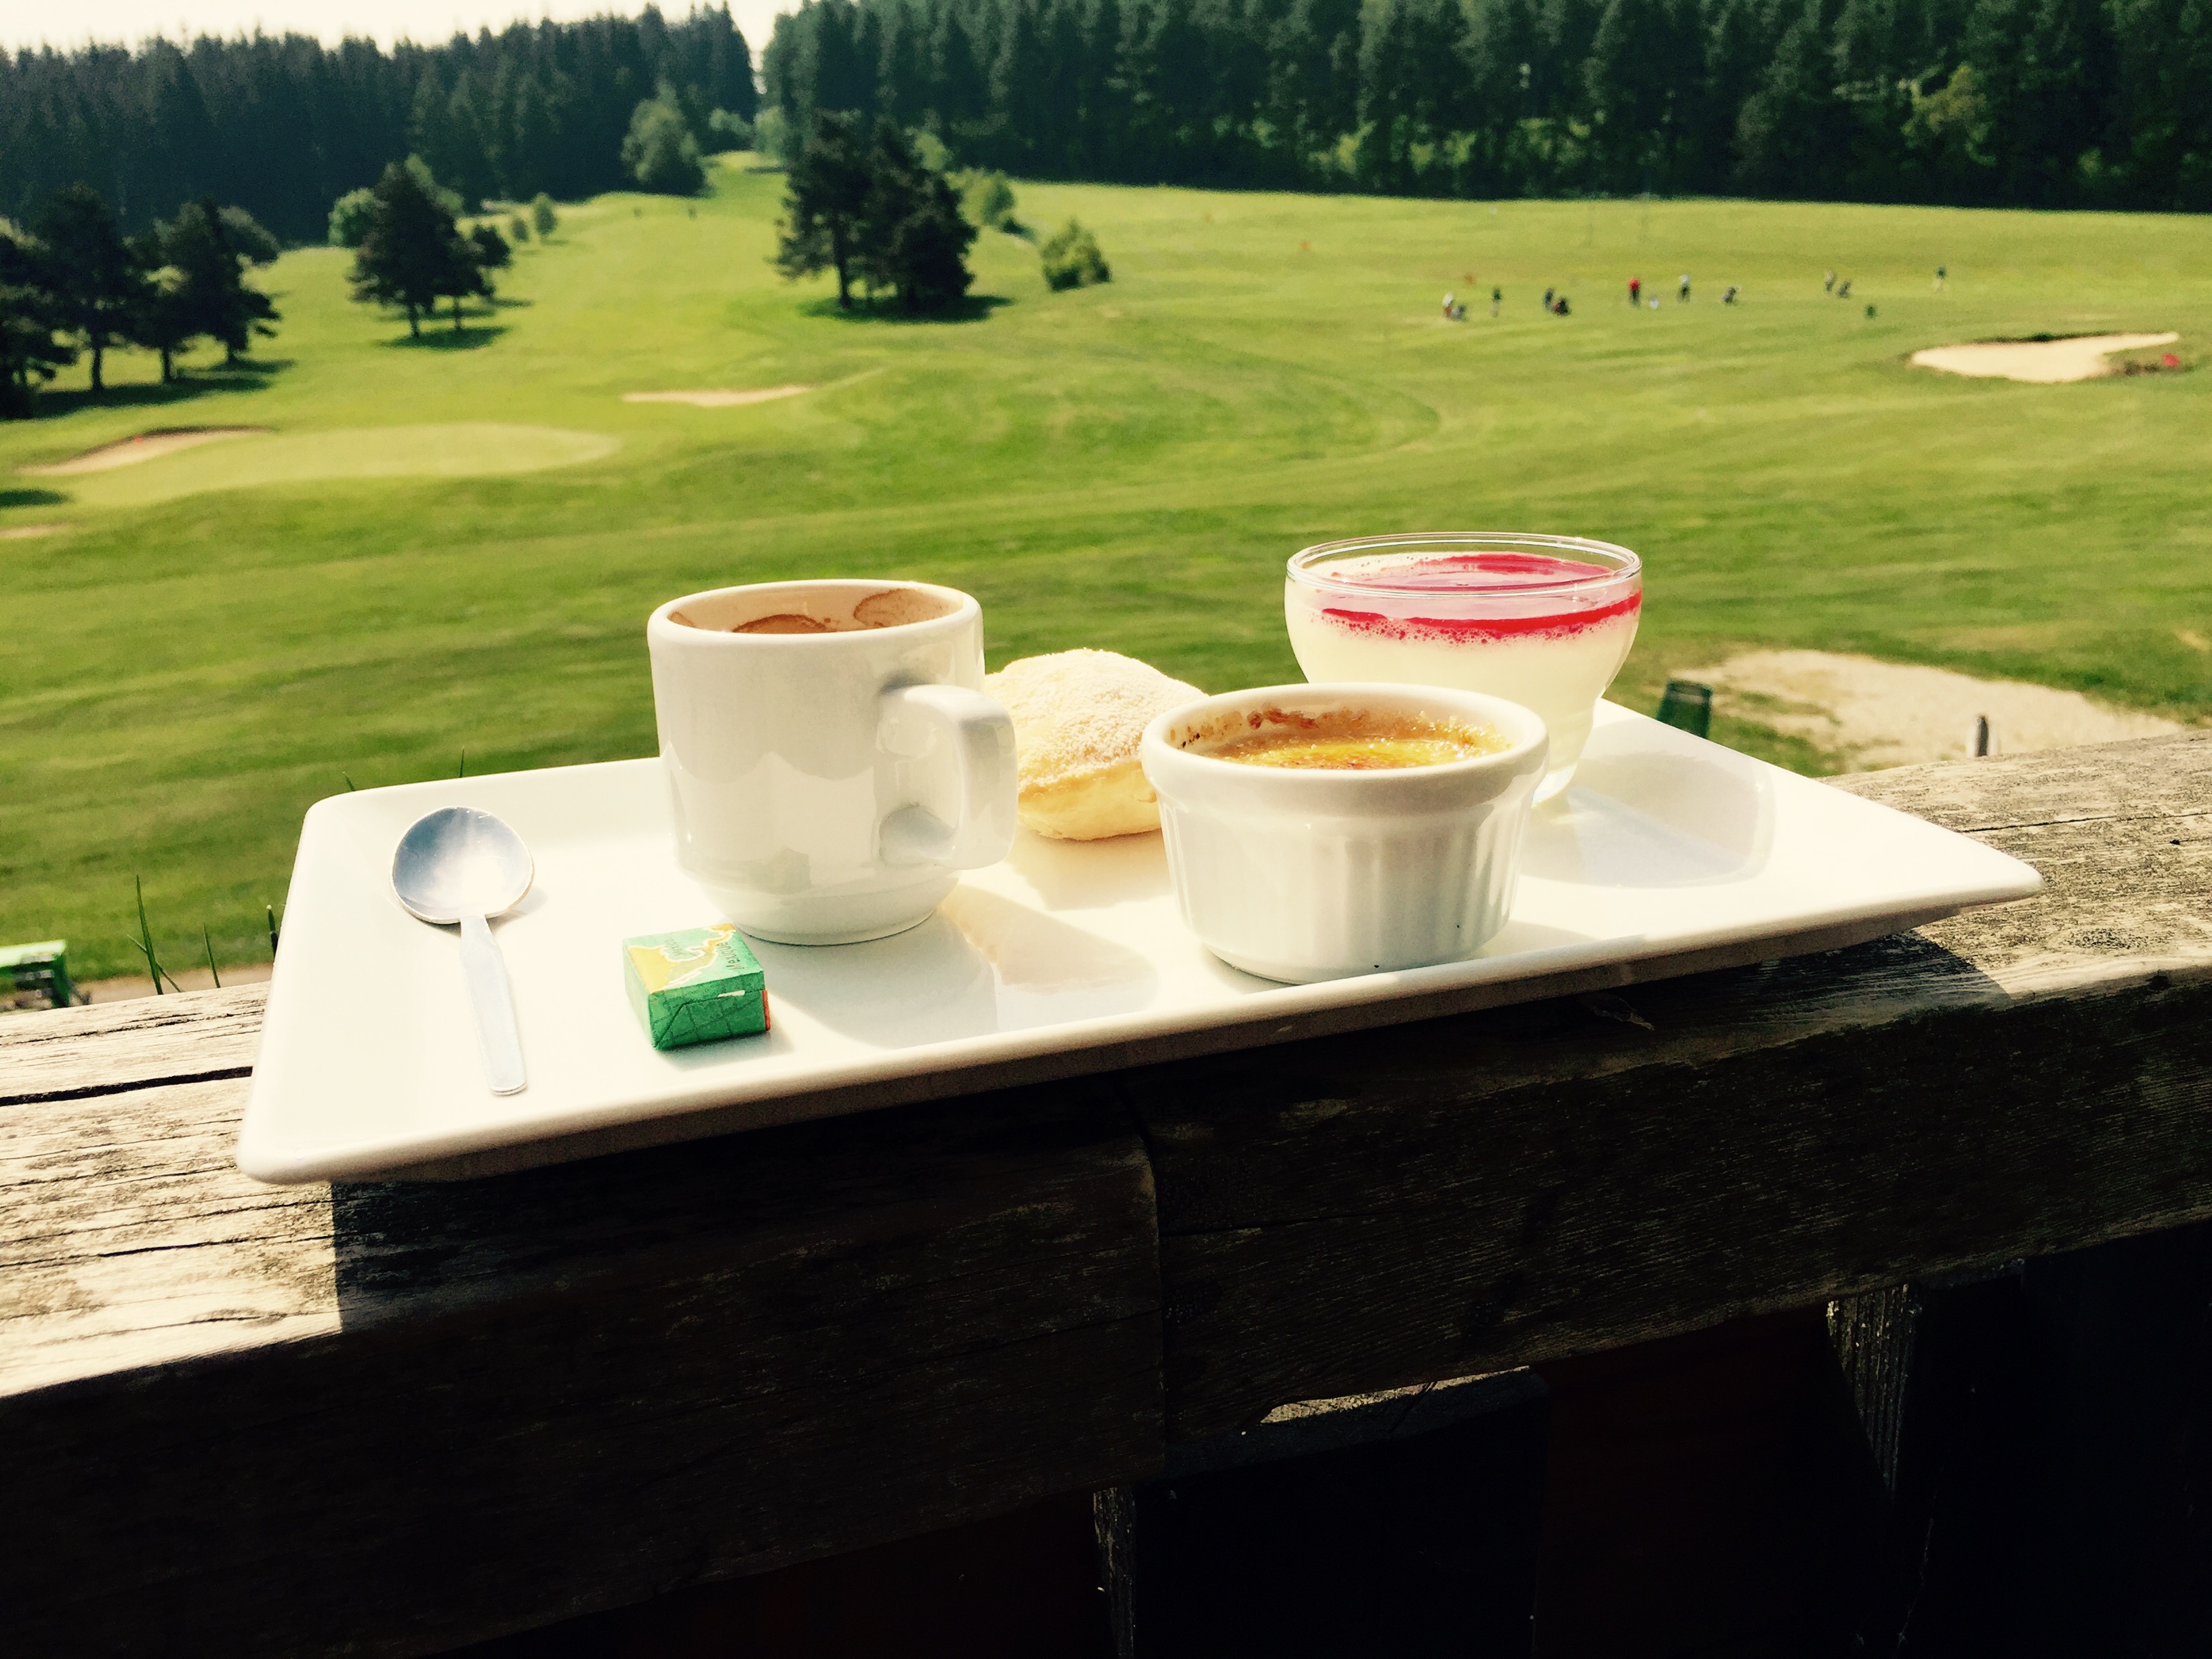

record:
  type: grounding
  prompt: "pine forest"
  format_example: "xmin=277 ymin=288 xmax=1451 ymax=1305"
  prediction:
xmin=1 ymin=0 xmax=2207 ymax=250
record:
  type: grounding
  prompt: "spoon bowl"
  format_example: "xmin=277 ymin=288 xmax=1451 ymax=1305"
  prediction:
xmin=393 ymin=807 xmax=534 ymax=924
xmin=392 ymin=806 xmax=535 ymax=1095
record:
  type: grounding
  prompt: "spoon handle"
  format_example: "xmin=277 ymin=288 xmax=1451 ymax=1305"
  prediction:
xmin=459 ymin=913 xmax=527 ymax=1095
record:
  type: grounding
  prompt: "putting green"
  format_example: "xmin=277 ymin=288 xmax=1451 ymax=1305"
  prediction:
xmin=59 ymin=423 xmax=619 ymax=507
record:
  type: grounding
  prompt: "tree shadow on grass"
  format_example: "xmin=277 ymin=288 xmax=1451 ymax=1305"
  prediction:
xmin=489 ymin=295 xmax=534 ymax=309
xmin=36 ymin=359 xmax=291 ymax=419
xmin=802 ymin=293 xmax=1013 ymax=326
xmin=381 ymin=324 xmax=508 ymax=351
xmin=0 ymin=487 xmax=67 ymax=508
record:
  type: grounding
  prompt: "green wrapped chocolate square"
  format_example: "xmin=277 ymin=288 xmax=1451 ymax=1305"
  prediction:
xmin=623 ymin=924 xmax=771 ymax=1050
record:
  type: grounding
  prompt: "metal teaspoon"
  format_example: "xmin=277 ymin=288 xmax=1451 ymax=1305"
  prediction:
xmin=391 ymin=806 xmax=534 ymax=1096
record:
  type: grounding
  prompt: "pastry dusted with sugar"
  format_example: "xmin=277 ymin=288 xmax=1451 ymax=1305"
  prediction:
xmin=985 ymin=649 xmax=1203 ymax=840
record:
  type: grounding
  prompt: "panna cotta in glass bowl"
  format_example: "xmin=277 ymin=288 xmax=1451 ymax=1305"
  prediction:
xmin=1285 ymin=533 xmax=1641 ymax=800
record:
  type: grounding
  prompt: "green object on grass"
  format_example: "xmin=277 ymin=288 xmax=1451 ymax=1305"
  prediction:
xmin=0 ymin=940 xmax=77 ymax=1008
xmin=623 ymin=924 xmax=770 ymax=1050
xmin=1656 ymin=679 xmax=1713 ymax=739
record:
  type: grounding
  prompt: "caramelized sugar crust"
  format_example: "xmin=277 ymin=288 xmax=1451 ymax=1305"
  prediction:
xmin=1193 ymin=708 xmax=1507 ymax=770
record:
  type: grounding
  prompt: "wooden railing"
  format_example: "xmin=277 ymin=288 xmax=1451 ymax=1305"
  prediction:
xmin=6 ymin=731 xmax=2211 ymax=1656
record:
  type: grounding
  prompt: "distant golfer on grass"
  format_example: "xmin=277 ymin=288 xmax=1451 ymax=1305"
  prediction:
xmin=1629 ymin=276 xmax=1641 ymax=305
xmin=1678 ymin=273 xmax=1690 ymax=302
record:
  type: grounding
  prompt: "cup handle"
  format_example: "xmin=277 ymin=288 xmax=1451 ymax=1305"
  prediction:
xmin=877 ymin=682 xmax=1019 ymax=869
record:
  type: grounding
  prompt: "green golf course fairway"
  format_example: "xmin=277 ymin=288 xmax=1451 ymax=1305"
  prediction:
xmin=5 ymin=158 xmax=2208 ymax=977
xmin=44 ymin=423 xmax=624 ymax=508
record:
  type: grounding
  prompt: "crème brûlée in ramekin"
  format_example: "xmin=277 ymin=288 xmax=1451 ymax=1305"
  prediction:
xmin=1141 ymin=684 xmax=1549 ymax=983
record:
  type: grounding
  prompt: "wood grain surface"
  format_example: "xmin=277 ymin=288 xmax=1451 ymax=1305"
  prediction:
xmin=5 ymin=731 xmax=2209 ymax=1654
xmin=0 ymin=982 xmax=263 ymax=1102
xmin=1134 ymin=730 xmax=2212 ymax=1438
xmin=3 ymin=1060 xmax=1160 ymax=1656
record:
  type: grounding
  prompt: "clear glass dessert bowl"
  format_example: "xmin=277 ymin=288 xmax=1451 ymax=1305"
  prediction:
xmin=1285 ymin=533 xmax=1641 ymax=800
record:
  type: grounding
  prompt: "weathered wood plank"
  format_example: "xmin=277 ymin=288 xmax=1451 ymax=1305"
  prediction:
xmin=0 ymin=983 xmax=265 ymax=1101
xmin=3 ymin=1072 xmax=1161 ymax=1657
xmin=1830 ymin=731 xmax=2212 ymax=991
xmin=1830 ymin=729 xmax=2212 ymax=835
xmin=1132 ymin=732 xmax=2212 ymax=1438
xmin=10 ymin=730 xmax=2212 ymax=1652
xmin=0 ymin=1071 xmax=336 ymax=1393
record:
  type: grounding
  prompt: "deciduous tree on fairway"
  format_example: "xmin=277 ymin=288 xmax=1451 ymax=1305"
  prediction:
xmin=0 ymin=222 xmax=75 ymax=416
xmin=327 ymin=188 xmax=376 ymax=249
xmin=531 ymin=193 xmax=558 ymax=238
xmin=775 ymin=115 xmax=976 ymax=315
xmin=774 ymin=110 xmax=871 ymax=308
xmin=621 ymin=87 xmax=708 ymax=193
xmin=753 ymin=106 xmax=794 ymax=165
xmin=442 ymin=222 xmax=512 ymax=330
xmin=157 ymin=198 xmax=279 ymax=366
xmin=218 ymin=206 xmax=280 ymax=268
xmin=117 ymin=199 xmax=279 ymax=380
xmin=955 ymin=169 xmax=1019 ymax=232
xmin=350 ymin=159 xmax=468 ymax=338
xmin=127 ymin=260 xmax=198 ymax=384
xmin=434 ymin=251 xmax=493 ymax=333
xmin=468 ymin=223 xmax=512 ymax=274
xmin=405 ymin=156 xmax=466 ymax=217
xmin=854 ymin=123 xmax=975 ymax=314
xmin=33 ymin=184 xmax=142 ymax=392
xmin=1040 ymin=218 xmax=1110 ymax=289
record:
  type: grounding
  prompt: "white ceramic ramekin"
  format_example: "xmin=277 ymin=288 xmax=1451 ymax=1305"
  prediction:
xmin=1140 ymin=684 xmax=1549 ymax=983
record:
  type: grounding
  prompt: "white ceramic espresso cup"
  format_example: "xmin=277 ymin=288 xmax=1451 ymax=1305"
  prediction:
xmin=648 ymin=579 xmax=1017 ymax=945
xmin=1141 ymin=683 xmax=1548 ymax=983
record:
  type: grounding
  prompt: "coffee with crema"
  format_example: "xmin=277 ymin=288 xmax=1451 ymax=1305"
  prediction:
xmin=647 ymin=577 xmax=1017 ymax=946
xmin=671 ymin=586 xmax=951 ymax=634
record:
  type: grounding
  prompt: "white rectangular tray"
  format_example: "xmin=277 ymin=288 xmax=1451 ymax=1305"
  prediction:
xmin=240 ymin=703 xmax=2041 ymax=1183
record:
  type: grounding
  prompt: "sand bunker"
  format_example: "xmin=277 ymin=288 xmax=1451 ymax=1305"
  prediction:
xmin=1909 ymin=333 xmax=2178 ymax=384
xmin=21 ymin=426 xmax=269 ymax=475
xmin=0 ymin=523 xmax=64 ymax=540
xmin=1685 ymin=649 xmax=2181 ymax=769
xmin=623 ymin=386 xmax=813 ymax=407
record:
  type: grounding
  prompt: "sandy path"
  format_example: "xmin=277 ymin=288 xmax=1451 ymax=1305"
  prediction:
xmin=22 ymin=426 xmax=270 ymax=475
xmin=1684 ymin=649 xmax=2181 ymax=769
xmin=75 ymin=961 xmax=274 ymax=1004
xmin=622 ymin=386 xmax=813 ymax=407
xmin=1909 ymin=333 xmax=2178 ymax=384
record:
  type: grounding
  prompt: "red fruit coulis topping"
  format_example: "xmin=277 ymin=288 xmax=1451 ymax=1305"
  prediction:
xmin=1315 ymin=552 xmax=1641 ymax=642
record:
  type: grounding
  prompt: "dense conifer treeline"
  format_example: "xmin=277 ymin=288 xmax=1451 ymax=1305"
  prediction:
xmin=760 ymin=0 xmax=2212 ymax=210
xmin=0 ymin=5 xmax=757 ymax=245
